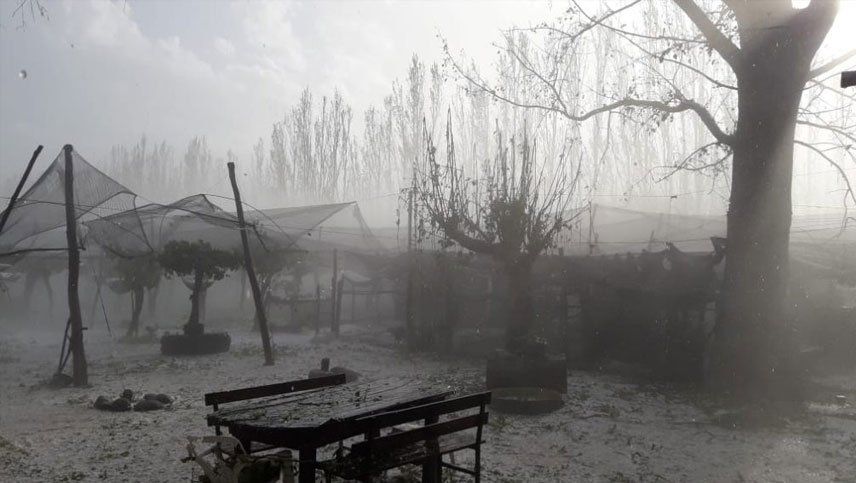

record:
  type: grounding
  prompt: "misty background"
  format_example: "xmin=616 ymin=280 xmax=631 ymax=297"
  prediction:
xmin=1 ymin=0 xmax=854 ymax=224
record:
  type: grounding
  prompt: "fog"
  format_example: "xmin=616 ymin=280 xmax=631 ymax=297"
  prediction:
xmin=1 ymin=1 xmax=855 ymax=482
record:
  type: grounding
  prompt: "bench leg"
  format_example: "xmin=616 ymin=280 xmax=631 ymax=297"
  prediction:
xmin=421 ymin=455 xmax=441 ymax=483
xmin=298 ymin=447 xmax=316 ymax=483
xmin=422 ymin=416 xmax=441 ymax=483
xmin=474 ymin=446 xmax=481 ymax=483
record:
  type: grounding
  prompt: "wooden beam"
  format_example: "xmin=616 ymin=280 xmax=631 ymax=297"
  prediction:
xmin=227 ymin=162 xmax=274 ymax=366
xmin=0 ymin=145 xmax=43 ymax=235
xmin=63 ymin=144 xmax=87 ymax=386
xmin=204 ymin=373 xmax=345 ymax=407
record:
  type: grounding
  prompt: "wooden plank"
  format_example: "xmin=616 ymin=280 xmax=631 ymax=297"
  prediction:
xmin=331 ymin=389 xmax=453 ymax=423
xmin=351 ymin=392 xmax=490 ymax=431
xmin=256 ymin=380 xmax=431 ymax=426
xmin=352 ymin=413 xmax=488 ymax=455
xmin=204 ymin=373 xmax=345 ymax=407
xmin=208 ymin=378 xmax=454 ymax=454
xmin=329 ymin=434 xmax=478 ymax=480
xmin=218 ymin=392 xmax=454 ymax=448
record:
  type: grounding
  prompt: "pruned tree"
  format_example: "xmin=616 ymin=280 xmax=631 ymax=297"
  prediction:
xmin=446 ymin=0 xmax=855 ymax=397
xmin=158 ymin=240 xmax=240 ymax=336
xmin=414 ymin=116 xmax=582 ymax=348
xmin=106 ymin=253 xmax=161 ymax=339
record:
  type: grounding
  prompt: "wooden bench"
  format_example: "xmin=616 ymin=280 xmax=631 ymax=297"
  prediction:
xmin=204 ymin=373 xmax=346 ymax=441
xmin=320 ymin=391 xmax=491 ymax=482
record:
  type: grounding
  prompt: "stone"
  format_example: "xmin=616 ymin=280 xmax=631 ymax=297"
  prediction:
xmin=143 ymin=393 xmax=173 ymax=405
xmin=109 ymin=397 xmax=132 ymax=412
xmin=93 ymin=396 xmax=112 ymax=410
xmin=133 ymin=399 xmax=165 ymax=411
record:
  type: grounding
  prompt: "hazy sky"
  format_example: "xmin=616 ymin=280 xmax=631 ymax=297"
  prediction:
xmin=0 ymin=0 xmax=853 ymax=192
xmin=0 ymin=0 xmax=560 ymax=180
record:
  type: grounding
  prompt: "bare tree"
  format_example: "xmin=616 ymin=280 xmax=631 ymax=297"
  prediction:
xmin=414 ymin=115 xmax=582 ymax=347
xmin=109 ymin=135 xmax=177 ymax=201
xmin=183 ymin=136 xmax=212 ymax=196
xmin=446 ymin=0 xmax=854 ymax=397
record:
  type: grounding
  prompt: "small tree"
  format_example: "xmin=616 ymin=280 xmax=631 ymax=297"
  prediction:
xmin=158 ymin=240 xmax=240 ymax=335
xmin=414 ymin=118 xmax=581 ymax=348
xmin=107 ymin=253 xmax=161 ymax=338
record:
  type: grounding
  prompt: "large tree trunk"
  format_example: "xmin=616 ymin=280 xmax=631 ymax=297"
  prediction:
xmin=504 ymin=260 xmax=535 ymax=350
xmin=146 ymin=284 xmax=159 ymax=317
xmin=709 ymin=1 xmax=837 ymax=399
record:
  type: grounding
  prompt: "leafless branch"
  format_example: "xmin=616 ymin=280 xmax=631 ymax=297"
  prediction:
xmin=672 ymin=0 xmax=741 ymax=72
xmin=794 ymin=139 xmax=856 ymax=208
xmin=809 ymin=48 xmax=856 ymax=79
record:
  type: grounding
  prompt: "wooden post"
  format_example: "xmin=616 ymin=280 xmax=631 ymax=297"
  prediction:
xmin=314 ymin=282 xmax=321 ymax=336
xmin=335 ymin=276 xmax=344 ymax=334
xmin=587 ymin=201 xmax=595 ymax=256
xmin=351 ymin=283 xmax=356 ymax=324
xmin=405 ymin=187 xmax=415 ymax=350
xmin=63 ymin=145 xmax=87 ymax=386
xmin=0 ymin=145 xmax=43 ymax=234
xmin=227 ymin=162 xmax=274 ymax=366
xmin=330 ymin=249 xmax=338 ymax=334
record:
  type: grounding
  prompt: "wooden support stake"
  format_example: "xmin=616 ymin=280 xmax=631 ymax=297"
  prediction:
xmin=335 ymin=276 xmax=344 ymax=334
xmin=63 ymin=144 xmax=87 ymax=386
xmin=331 ymin=248 xmax=338 ymax=335
xmin=227 ymin=162 xmax=274 ymax=366
xmin=405 ymin=187 xmax=415 ymax=350
xmin=314 ymin=282 xmax=321 ymax=336
xmin=0 ymin=145 xmax=43 ymax=234
xmin=351 ymin=283 xmax=356 ymax=324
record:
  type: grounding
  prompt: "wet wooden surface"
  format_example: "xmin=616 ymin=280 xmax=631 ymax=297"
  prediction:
xmin=208 ymin=378 xmax=452 ymax=430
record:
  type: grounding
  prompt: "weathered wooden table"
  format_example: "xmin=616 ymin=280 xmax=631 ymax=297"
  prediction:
xmin=207 ymin=379 xmax=452 ymax=483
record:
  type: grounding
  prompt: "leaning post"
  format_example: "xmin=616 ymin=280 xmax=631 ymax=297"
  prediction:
xmin=331 ymin=248 xmax=338 ymax=335
xmin=64 ymin=144 xmax=88 ymax=386
xmin=0 ymin=145 xmax=43 ymax=234
xmin=227 ymin=162 xmax=274 ymax=366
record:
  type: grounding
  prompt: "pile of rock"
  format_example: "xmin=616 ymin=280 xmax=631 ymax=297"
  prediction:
xmin=93 ymin=389 xmax=173 ymax=412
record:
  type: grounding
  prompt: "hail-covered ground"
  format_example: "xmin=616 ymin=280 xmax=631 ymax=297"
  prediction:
xmin=1 ymin=321 xmax=855 ymax=483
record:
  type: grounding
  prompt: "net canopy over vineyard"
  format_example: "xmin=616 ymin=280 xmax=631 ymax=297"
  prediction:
xmin=0 ymin=148 xmax=385 ymax=261
xmin=562 ymin=204 xmax=855 ymax=282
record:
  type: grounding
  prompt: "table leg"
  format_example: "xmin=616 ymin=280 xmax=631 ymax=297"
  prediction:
xmin=298 ymin=447 xmax=316 ymax=483
xmin=421 ymin=416 xmax=440 ymax=483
